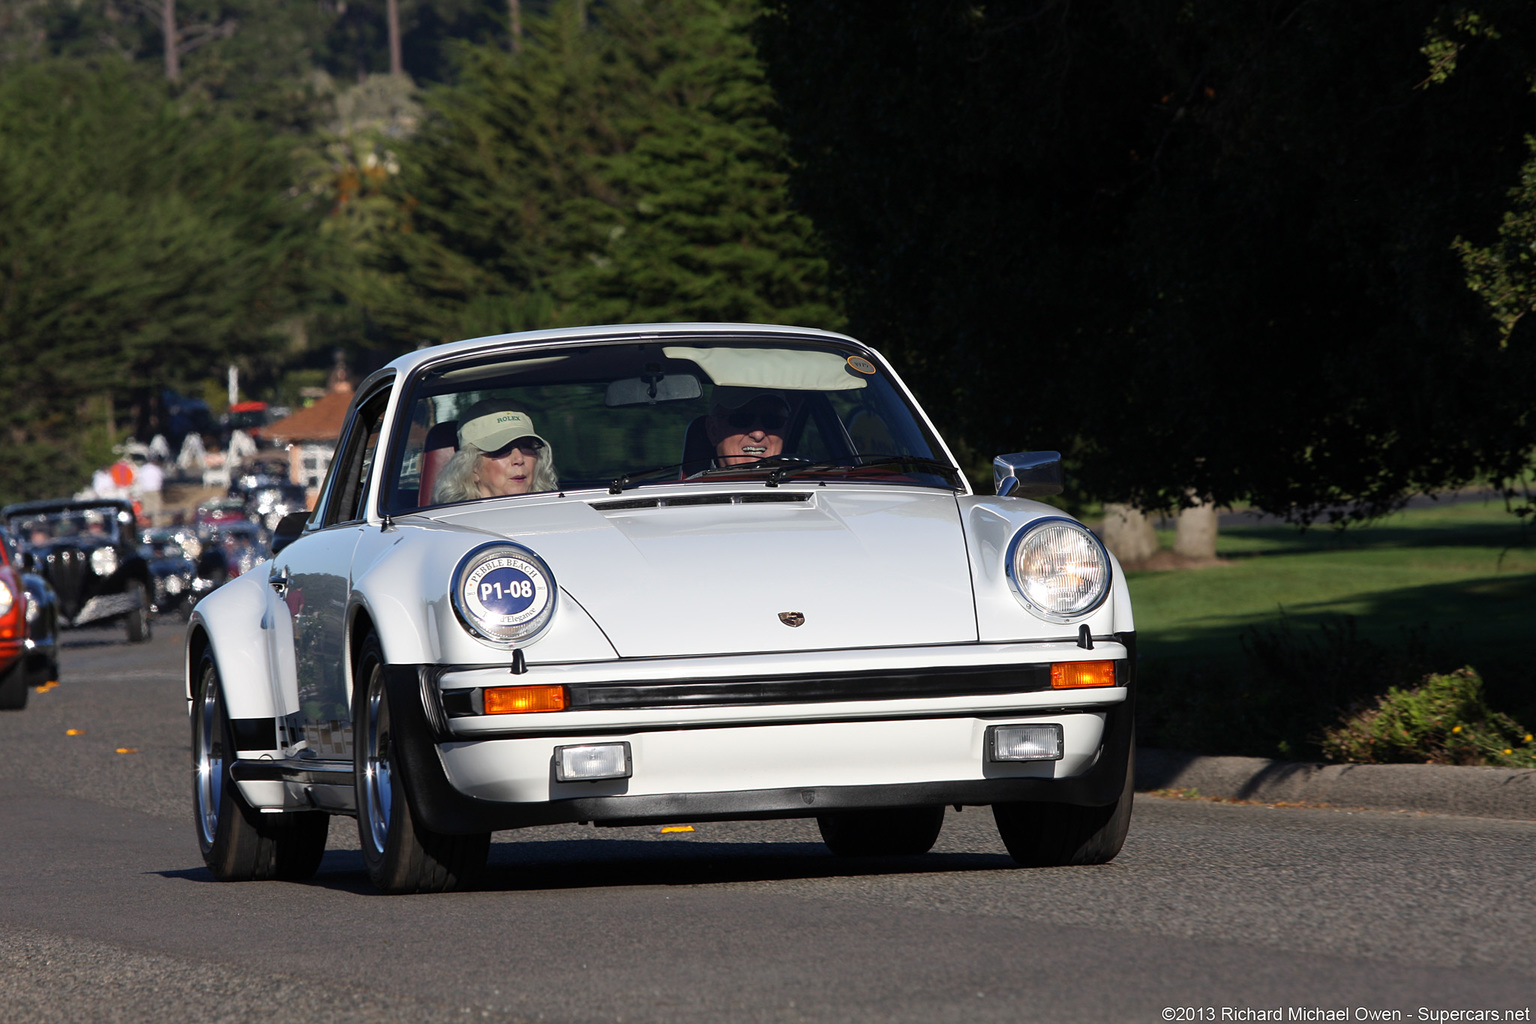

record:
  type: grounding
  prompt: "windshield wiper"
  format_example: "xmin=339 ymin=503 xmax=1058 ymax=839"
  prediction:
xmin=608 ymin=462 xmax=692 ymax=494
xmin=610 ymin=453 xmax=960 ymax=493
xmin=764 ymin=454 xmax=962 ymax=487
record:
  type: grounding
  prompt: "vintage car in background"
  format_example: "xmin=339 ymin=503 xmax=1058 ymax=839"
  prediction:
xmin=228 ymin=459 xmax=309 ymax=531
xmin=194 ymin=520 xmax=270 ymax=591
xmin=5 ymin=498 xmax=153 ymax=643
xmin=141 ymin=527 xmax=205 ymax=618
xmin=187 ymin=323 xmax=1135 ymax=893
xmin=0 ymin=525 xmax=59 ymax=709
xmin=194 ymin=497 xmax=248 ymax=534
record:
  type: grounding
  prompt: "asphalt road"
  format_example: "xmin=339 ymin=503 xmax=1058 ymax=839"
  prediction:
xmin=2 ymin=622 xmax=1533 ymax=1024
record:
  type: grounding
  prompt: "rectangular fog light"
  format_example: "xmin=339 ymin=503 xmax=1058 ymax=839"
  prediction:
xmin=554 ymin=742 xmax=632 ymax=782
xmin=987 ymin=724 xmax=1064 ymax=762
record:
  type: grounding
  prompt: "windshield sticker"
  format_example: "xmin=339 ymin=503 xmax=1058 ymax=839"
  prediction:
xmin=846 ymin=356 xmax=877 ymax=376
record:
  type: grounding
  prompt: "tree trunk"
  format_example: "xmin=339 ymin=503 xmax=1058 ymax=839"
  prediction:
xmin=386 ymin=0 xmax=403 ymax=76
xmin=1100 ymin=503 xmax=1158 ymax=565
xmin=163 ymin=0 xmax=179 ymax=82
xmin=1173 ymin=496 xmax=1219 ymax=560
xmin=509 ymin=0 xmax=522 ymax=54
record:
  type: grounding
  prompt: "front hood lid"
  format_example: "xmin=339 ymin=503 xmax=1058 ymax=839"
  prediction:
xmin=433 ymin=487 xmax=977 ymax=657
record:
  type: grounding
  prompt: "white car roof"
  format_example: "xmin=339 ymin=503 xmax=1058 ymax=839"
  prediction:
xmin=380 ymin=323 xmax=863 ymax=381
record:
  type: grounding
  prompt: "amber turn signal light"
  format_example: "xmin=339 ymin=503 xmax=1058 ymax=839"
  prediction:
xmin=1050 ymin=660 xmax=1117 ymax=689
xmin=484 ymin=684 xmax=568 ymax=714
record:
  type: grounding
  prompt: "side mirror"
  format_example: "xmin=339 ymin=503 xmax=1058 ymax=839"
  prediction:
xmin=270 ymin=511 xmax=309 ymax=555
xmin=994 ymin=451 xmax=1063 ymax=498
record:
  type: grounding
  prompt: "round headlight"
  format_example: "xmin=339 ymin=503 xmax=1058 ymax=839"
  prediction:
xmin=0 ymin=580 xmax=13 ymax=617
xmin=1006 ymin=517 xmax=1112 ymax=623
xmin=90 ymin=546 xmax=119 ymax=576
xmin=451 ymin=543 xmax=558 ymax=648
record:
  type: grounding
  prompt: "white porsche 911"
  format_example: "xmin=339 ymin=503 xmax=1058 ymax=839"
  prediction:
xmin=187 ymin=323 xmax=1136 ymax=893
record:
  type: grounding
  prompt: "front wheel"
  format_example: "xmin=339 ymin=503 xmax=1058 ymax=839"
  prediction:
xmin=992 ymin=750 xmax=1135 ymax=868
xmin=125 ymin=581 xmax=151 ymax=643
xmin=192 ymin=649 xmax=328 ymax=881
xmin=817 ymin=806 xmax=945 ymax=857
xmin=0 ymin=662 xmax=28 ymax=711
xmin=354 ymin=633 xmax=488 ymax=894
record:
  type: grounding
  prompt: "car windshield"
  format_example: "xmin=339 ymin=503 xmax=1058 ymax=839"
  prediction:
xmin=12 ymin=509 xmax=122 ymax=545
xmin=382 ymin=337 xmax=958 ymax=513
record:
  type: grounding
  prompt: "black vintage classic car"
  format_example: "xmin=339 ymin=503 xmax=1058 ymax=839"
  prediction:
xmin=4 ymin=498 xmax=153 ymax=643
xmin=141 ymin=526 xmax=207 ymax=618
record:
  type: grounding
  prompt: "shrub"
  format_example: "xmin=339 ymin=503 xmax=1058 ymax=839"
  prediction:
xmin=1320 ymin=667 xmax=1536 ymax=767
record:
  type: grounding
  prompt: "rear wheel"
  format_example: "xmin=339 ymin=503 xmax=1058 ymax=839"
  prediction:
xmin=354 ymin=633 xmax=488 ymax=893
xmin=192 ymin=649 xmax=329 ymax=881
xmin=817 ymin=806 xmax=946 ymax=857
xmin=992 ymin=751 xmax=1135 ymax=867
xmin=126 ymin=581 xmax=151 ymax=643
xmin=0 ymin=662 xmax=28 ymax=711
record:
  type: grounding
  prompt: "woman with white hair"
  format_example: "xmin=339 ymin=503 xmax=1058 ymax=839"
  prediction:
xmin=432 ymin=401 xmax=559 ymax=503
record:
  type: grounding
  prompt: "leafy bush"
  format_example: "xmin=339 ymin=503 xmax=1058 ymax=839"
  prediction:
xmin=1320 ymin=667 xmax=1536 ymax=768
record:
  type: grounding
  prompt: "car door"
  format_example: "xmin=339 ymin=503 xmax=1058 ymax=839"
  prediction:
xmin=270 ymin=385 xmax=391 ymax=762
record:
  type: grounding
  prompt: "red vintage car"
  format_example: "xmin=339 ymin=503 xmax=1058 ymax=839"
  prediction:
xmin=0 ymin=526 xmax=57 ymax=709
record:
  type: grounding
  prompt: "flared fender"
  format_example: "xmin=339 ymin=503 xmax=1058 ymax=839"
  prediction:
xmin=184 ymin=568 xmax=296 ymax=723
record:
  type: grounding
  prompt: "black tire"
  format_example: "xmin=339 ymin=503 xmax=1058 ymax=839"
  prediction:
xmin=192 ymin=649 xmax=329 ymax=881
xmin=992 ymin=750 xmax=1135 ymax=868
xmin=354 ymin=633 xmax=488 ymax=894
xmin=126 ymin=581 xmax=152 ymax=643
xmin=0 ymin=661 xmax=28 ymax=711
xmin=817 ymin=806 xmax=946 ymax=857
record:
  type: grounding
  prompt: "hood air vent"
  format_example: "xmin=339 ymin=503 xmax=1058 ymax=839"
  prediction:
xmin=591 ymin=492 xmax=813 ymax=512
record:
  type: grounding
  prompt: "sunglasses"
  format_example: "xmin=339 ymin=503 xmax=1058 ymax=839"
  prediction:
xmin=485 ymin=436 xmax=544 ymax=458
xmin=725 ymin=407 xmax=787 ymax=431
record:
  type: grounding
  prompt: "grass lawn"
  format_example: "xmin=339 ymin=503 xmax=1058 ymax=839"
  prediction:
xmin=1124 ymin=497 xmax=1536 ymax=757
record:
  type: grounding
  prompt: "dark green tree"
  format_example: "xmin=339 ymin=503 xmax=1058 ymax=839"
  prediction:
xmin=755 ymin=2 xmax=1536 ymax=522
xmin=0 ymin=58 xmax=325 ymax=501
xmin=355 ymin=0 xmax=839 ymax=345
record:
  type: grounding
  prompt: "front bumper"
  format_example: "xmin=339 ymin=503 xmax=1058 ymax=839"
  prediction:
xmin=62 ymin=590 xmax=142 ymax=628
xmin=231 ymin=636 xmax=1138 ymax=833
xmin=392 ymin=640 xmax=1136 ymax=834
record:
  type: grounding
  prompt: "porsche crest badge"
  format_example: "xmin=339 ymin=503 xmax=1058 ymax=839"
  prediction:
xmin=778 ymin=611 xmax=805 ymax=627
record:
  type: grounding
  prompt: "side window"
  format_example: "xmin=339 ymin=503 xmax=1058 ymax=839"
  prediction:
xmin=316 ymin=389 xmax=392 ymax=527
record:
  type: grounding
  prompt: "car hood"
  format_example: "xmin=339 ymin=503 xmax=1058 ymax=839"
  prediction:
xmin=430 ymin=488 xmax=977 ymax=658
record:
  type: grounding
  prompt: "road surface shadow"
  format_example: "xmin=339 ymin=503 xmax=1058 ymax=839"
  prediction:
xmin=159 ymin=838 xmax=1017 ymax=894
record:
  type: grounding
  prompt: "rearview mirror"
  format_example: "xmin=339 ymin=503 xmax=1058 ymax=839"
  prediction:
xmin=994 ymin=451 xmax=1063 ymax=498
xmin=605 ymin=373 xmax=703 ymax=407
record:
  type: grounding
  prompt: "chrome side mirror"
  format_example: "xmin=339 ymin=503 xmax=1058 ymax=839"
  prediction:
xmin=993 ymin=451 xmax=1063 ymax=498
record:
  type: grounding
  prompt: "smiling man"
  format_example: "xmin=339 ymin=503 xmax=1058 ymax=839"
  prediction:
xmin=705 ymin=387 xmax=791 ymax=466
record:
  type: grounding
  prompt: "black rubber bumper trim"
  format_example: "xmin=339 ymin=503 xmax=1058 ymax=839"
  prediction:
xmin=383 ymin=661 xmax=1137 ymax=836
xmin=440 ymin=644 xmax=1136 ymax=718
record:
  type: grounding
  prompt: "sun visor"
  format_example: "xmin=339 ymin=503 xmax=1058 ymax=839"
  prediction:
xmin=664 ymin=347 xmax=868 ymax=391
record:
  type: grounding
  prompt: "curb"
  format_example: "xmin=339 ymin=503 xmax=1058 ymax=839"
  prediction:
xmin=1135 ymin=747 xmax=1536 ymax=821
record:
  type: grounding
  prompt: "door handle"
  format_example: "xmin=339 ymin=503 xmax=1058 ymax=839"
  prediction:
xmin=268 ymin=568 xmax=290 ymax=594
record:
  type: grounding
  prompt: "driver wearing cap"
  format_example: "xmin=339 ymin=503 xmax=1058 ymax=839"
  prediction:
xmin=432 ymin=400 xmax=560 ymax=503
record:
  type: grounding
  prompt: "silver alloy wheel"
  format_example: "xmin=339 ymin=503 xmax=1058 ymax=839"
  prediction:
xmin=194 ymin=666 xmax=223 ymax=847
xmin=362 ymin=668 xmax=394 ymax=854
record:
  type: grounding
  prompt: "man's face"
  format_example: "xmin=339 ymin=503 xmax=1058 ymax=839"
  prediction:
xmin=707 ymin=398 xmax=788 ymax=466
